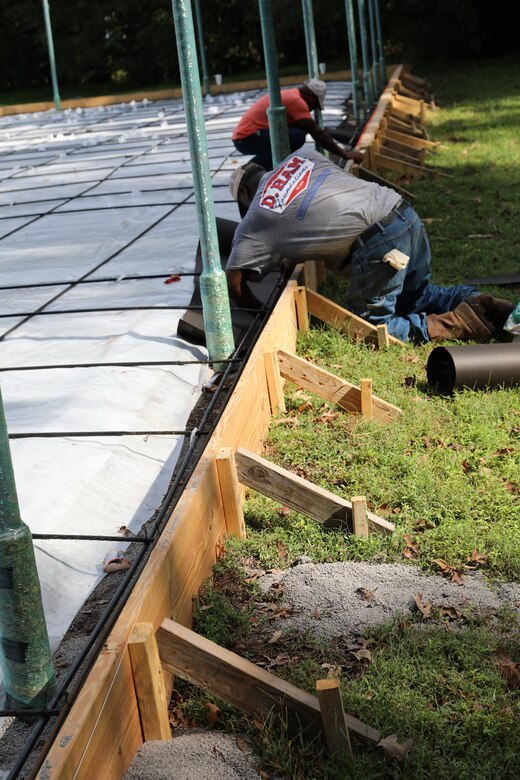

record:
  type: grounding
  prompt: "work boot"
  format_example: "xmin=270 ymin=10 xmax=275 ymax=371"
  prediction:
xmin=426 ymin=299 xmax=497 ymax=342
xmin=469 ymin=294 xmax=515 ymax=330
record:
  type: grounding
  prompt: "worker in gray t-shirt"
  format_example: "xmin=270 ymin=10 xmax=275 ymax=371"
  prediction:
xmin=226 ymin=150 xmax=513 ymax=343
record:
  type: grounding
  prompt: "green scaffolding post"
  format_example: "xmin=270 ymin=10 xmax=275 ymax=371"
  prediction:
xmin=301 ymin=0 xmax=324 ymax=140
xmin=192 ymin=0 xmax=212 ymax=97
xmin=356 ymin=0 xmax=374 ymax=107
xmin=170 ymin=0 xmax=235 ymax=369
xmin=373 ymin=0 xmax=387 ymax=90
xmin=344 ymin=0 xmax=362 ymax=125
xmin=42 ymin=0 xmax=61 ymax=111
xmin=367 ymin=0 xmax=380 ymax=94
xmin=0 ymin=387 xmax=56 ymax=708
xmin=258 ymin=0 xmax=290 ymax=167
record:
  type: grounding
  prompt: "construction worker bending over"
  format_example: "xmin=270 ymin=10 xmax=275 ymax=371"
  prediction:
xmin=232 ymin=79 xmax=364 ymax=171
xmin=226 ymin=150 xmax=513 ymax=343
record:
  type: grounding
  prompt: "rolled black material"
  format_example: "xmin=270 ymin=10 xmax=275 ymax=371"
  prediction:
xmin=427 ymin=343 xmax=520 ymax=394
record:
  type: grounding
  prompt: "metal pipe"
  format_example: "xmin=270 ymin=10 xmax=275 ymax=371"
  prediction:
xmin=373 ymin=0 xmax=386 ymax=89
xmin=170 ymin=0 xmax=235 ymax=369
xmin=41 ymin=0 xmax=61 ymax=111
xmin=301 ymin=0 xmax=323 ymax=135
xmin=367 ymin=0 xmax=380 ymax=94
xmin=427 ymin=343 xmax=520 ymax=395
xmin=192 ymin=0 xmax=212 ymax=97
xmin=344 ymin=0 xmax=362 ymax=124
xmin=0 ymin=387 xmax=56 ymax=707
xmin=258 ymin=0 xmax=290 ymax=166
xmin=356 ymin=0 xmax=373 ymax=107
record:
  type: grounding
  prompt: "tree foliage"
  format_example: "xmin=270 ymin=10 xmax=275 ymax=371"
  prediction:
xmin=0 ymin=1 xmax=516 ymax=94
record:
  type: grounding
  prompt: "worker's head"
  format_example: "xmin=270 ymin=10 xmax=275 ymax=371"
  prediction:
xmin=229 ymin=162 xmax=266 ymax=217
xmin=300 ymin=78 xmax=326 ymax=110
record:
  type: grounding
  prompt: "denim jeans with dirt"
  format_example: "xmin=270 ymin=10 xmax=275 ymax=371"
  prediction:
xmin=343 ymin=202 xmax=478 ymax=342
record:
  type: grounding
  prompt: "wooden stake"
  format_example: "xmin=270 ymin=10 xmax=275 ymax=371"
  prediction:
xmin=351 ymin=496 xmax=369 ymax=539
xmin=316 ymin=678 xmax=352 ymax=757
xmin=215 ymin=448 xmax=246 ymax=539
xmin=376 ymin=324 xmax=390 ymax=348
xmin=264 ymin=349 xmax=286 ymax=413
xmin=294 ymin=286 xmax=309 ymax=332
xmin=360 ymin=378 xmax=373 ymax=420
xmin=157 ymin=619 xmax=381 ymax=744
xmin=128 ymin=623 xmax=171 ymax=742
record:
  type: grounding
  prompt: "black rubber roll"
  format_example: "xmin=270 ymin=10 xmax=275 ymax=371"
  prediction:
xmin=426 ymin=343 xmax=520 ymax=394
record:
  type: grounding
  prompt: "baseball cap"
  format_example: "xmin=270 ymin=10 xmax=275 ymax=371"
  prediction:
xmin=304 ymin=78 xmax=326 ymax=109
xmin=229 ymin=162 xmax=266 ymax=201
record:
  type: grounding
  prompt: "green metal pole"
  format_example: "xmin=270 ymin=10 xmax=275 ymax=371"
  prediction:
xmin=192 ymin=0 xmax=212 ymax=97
xmin=0 ymin=387 xmax=56 ymax=708
xmin=42 ymin=0 xmax=61 ymax=111
xmin=258 ymin=0 xmax=290 ymax=166
xmin=356 ymin=0 xmax=373 ymax=107
xmin=373 ymin=0 xmax=387 ymax=89
xmin=170 ymin=0 xmax=234 ymax=369
xmin=301 ymin=0 xmax=323 ymax=137
xmin=344 ymin=0 xmax=362 ymax=124
xmin=367 ymin=0 xmax=380 ymax=94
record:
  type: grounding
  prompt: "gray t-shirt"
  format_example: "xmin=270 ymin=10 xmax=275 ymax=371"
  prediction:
xmin=227 ymin=150 xmax=401 ymax=276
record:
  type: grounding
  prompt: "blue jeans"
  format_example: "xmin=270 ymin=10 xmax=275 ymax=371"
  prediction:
xmin=233 ymin=126 xmax=307 ymax=171
xmin=343 ymin=203 xmax=478 ymax=342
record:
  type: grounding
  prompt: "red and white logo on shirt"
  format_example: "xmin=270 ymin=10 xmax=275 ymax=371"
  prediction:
xmin=259 ymin=156 xmax=314 ymax=214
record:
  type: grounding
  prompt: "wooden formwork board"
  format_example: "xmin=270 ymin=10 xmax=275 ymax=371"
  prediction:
xmin=37 ymin=282 xmax=299 ymax=780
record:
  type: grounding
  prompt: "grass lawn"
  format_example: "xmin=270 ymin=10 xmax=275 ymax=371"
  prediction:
xmin=183 ymin=56 xmax=520 ymax=779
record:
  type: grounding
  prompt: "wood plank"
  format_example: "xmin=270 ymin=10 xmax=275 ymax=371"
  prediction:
xmin=316 ymin=678 xmax=352 ymax=757
xmin=374 ymin=152 xmax=449 ymax=179
xmin=235 ymin=448 xmax=395 ymax=535
xmin=357 ymin=65 xmax=405 ymax=151
xmin=215 ymin=448 xmax=246 ymax=539
xmin=378 ymin=143 xmax=424 ymax=166
xmin=376 ymin=324 xmax=390 ymax=348
xmin=306 ymin=288 xmax=403 ymax=346
xmin=157 ymin=619 xmax=382 ymax=744
xmin=384 ymin=126 xmax=439 ymax=150
xmin=351 ymin=496 xmax=369 ymax=539
xmin=264 ymin=349 xmax=286 ymax=413
xmin=128 ymin=623 xmax=171 ymax=741
xmin=360 ymin=378 xmax=373 ymax=420
xmin=294 ymin=286 xmax=309 ymax=331
xmin=277 ymin=349 xmax=402 ymax=424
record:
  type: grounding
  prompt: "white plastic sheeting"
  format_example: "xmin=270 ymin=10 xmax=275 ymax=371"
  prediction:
xmin=0 ymin=82 xmax=352 ymax=695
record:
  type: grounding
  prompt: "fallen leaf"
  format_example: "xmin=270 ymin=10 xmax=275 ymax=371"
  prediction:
xmin=204 ymin=701 xmax=221 ymax=727
xmin=164 ymin=274 xmax=181 ymax=284
xmin=377 ymin=733 xmax=413 ymax=761
xmin=403 ymin=534 xmax=419 ymax=559
xmin=439 ymin=606 xmax=464 ymax=621
xmin=268 ymin=630 xmax=283 ymax=644
xmin=259 ymin=771 xmax=270 ymax=780
xmin=117 ymin=525 xmax=131 ymax=536
xmin=276 ymin=506 xmax=291 ymax=517
xmin=403 ymin=375 xmax=416 ymax=387
xmin=272 ymin=416 xmax=299 ymax=427
xmin=496 ymin=655 xmax=520 ymax=690
xmin=350 ymin=648 xmax=372 ymax=663
xmin=465 ymin=549 xmax=488 ymax=568
xmin=356 ymin=587 xmax=377 ymax=602
xmin=298 ymin=401 xmax=313 ymax=412
xmin=414 ymin=593 xmax=433 ymax=619
xmin=277 ymin=541 xmax=288 ymax=559
xmin=236 ymin=736 xmax=248 ymax=753
xmin=431 ymin=558 xmax=464 ymax=584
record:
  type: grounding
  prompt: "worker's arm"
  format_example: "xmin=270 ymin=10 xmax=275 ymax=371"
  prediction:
xmin=226 ymin=268 xmax=263 ymax=309
xmin=296 ymin=117 xmax=364 ymax=164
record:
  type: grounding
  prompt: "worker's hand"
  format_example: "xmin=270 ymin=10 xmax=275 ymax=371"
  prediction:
xmin=345 ymin=149 xmax=365 ymax=164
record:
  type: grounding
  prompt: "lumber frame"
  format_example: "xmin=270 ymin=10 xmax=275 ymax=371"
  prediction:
xmin=34 ymin=61 xmax=436 ymax=777
xmin=156 ymin=618 xmax=381 ymax=744
xmin=306 ymin=288 xmax=403 ymax=347
xmin=235 ymin=448 xmax=395 ymax=535
xmin=276 ymin=349 xmax=401 ymax=423
xmin=128 ymin=623 xmax=171 ymax=742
